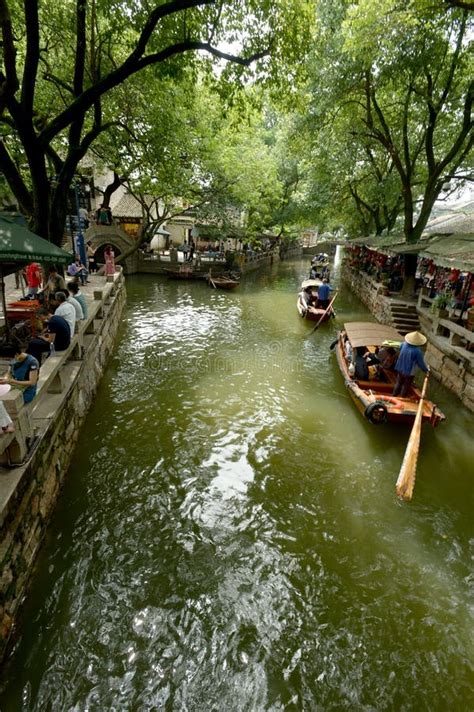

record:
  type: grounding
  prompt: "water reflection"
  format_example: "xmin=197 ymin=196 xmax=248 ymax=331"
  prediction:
xmin=0 ymin=258 xmax=473 ymax=710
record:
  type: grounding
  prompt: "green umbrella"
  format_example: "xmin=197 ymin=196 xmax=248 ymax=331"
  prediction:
xmin=0 ymin=214 xmax=72 ymax=265
xmin=0 ymin=215 xmax=72 ymax=337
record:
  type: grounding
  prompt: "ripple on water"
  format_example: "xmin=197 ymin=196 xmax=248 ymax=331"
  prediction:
xmin=0 ymin=266 xmax=473 ymax=710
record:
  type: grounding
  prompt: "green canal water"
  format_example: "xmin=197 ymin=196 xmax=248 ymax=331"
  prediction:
xmin=0 ymin=255 xmax=473 ymax=711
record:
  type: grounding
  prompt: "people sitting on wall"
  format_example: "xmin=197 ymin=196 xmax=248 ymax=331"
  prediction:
xmin=26 ymin=313 xmax=71 ymax=363
xmin=68 ymin=281 xmax=87 ymax=319
xmin=65 ymin=284 xmax=84 ymax=321
xmin=67 ymin=256 xmax=88 ymax=285
xmin=43 ymin=267 xmax=66 ymax=301
xmin=54 ymin=291 xmax=76 ymax=337
xmin=2 ymin=346 xmax=40 ymax=403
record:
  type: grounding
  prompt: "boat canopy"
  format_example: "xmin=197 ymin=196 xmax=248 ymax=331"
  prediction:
xmin=301 ymin=278 xmax=323 ymax=289
xmin=344 ymin=322 xmax=403 ymax=348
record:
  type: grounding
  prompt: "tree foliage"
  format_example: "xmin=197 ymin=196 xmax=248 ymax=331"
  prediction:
xmin=298 ymin=0 xmax=473 ymax=240
xmin=0 ymin=0 xmax=311 ymax=244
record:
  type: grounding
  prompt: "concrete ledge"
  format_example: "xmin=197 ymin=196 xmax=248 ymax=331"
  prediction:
xmin=0 ymin=269 xmax=126 ymax=660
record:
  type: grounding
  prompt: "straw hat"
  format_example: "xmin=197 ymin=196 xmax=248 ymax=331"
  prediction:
xmin=0 ymin=383 xmax=11 ymax=397
xmin=405 ymin=331 xmax=427 ymax=346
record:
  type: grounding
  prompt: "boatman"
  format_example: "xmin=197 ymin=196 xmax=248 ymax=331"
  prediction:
xmin=392 ymin=331 xmax=429 ymax=397
xmin=317 ymin=278 xmax=333 ymax=309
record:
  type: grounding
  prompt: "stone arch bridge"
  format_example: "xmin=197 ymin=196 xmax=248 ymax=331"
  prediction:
xmin=86 ymin=224 xmax=139 ymax=274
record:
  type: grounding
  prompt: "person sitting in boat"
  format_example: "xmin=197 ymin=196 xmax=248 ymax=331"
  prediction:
xmin=317 ymin=278 xmax=333 ymax=309
xmin=376 ymin=345 xmax=398 ymax=370
xmin=344 ymin=338 xmax=353 ymax=363
xmin=300 ymin=285 xmax=315 ymax=310
xmin=392 ymin=331 xmax=429 ymax=397
xmin=353 ymin=347 xmax=369 ymax=380
xmin=310 ymin=264 xmax=320 ymax=279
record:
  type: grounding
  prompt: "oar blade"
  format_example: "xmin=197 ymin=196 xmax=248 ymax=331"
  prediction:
xmin=395 ymin=372 xmax=430 ymax=501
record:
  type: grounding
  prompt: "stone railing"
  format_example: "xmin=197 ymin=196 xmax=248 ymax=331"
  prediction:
xmin=0 ymin=270 xmax=126 ymax=660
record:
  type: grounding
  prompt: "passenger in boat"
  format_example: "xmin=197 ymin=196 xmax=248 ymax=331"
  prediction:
xmin=344 ymin=338 xmax=353 ymax=363
xmin=317 ymin=278 xmax=333 ymax=309
xmin=392 ymin=331 xmax=429 ymax=397
xmin=353 ymin=347 xmax=369 ymax=380
xmin=377 ymin=346 xmax=398 ymax=370
xmin=310 ymin=264 xmax=320 ymax=279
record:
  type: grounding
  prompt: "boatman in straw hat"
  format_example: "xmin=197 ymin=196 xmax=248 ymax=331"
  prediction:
xmin=392 ymin=331 xmax=429 ymax=397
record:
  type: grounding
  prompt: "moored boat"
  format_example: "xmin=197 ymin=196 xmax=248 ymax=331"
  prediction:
xmin=165 ymin=265 xmax=195 ymax=279
xmin=206 ymin=271 xmax=240 ymax=289
xmin=297 ymin=279 xmax=334 ymax=322
xmin=335 ymin=322 xmax=445 ymax=426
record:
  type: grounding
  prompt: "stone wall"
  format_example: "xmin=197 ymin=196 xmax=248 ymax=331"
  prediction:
xmin=341 ymin=264 xmax=393 ymax=324
xmin=0 ymin=273 xmax=126 ymax=660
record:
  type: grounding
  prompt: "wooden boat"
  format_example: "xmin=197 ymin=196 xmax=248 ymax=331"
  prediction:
xmin=206 ymin=271 xmax=240 ymax=289
xmin=165 ymin=265 xmax=195 ymax=279
xmin=335 ymin=322 xmax=445 ymax=426
xmin=297 ymin=279 xmax=333 ymax=322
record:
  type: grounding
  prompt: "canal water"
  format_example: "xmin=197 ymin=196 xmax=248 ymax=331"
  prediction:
xmin=0 ymin=255 xmax=473 ymax=711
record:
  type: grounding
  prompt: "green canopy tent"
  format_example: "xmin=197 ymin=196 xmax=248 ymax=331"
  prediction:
xmin=0 ymin=214 xmax=72 ymax=336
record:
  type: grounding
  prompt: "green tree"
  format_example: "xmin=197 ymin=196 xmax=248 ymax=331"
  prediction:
xmin=0 ymin=0 xmax=309 ymax=244
xmin=302 ymin=0 xmax=473 ymax=241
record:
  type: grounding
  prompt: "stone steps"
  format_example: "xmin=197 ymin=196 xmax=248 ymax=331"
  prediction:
xmin=389 ymin=302 xmax=420 ymax=334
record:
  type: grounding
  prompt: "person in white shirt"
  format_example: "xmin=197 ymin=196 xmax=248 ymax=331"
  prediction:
xmin=67 ymin=281 xmax=88 ymax=318
xmin=54 ymin=291 xmax=76 ymax=337
xmin=67 ymin=293 xmax=84 ymax=321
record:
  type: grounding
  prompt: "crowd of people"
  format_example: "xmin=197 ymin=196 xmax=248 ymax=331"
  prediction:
xmin=0 ymin=244 xmax=117 ymax=429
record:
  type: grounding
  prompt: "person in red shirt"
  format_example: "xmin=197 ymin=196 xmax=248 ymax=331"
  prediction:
xmin=25 ymin=262 xmax=42 ymax=297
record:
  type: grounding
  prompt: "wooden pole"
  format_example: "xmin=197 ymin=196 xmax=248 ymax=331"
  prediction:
xmin=307 ymin=292 xmax=338 ymax=337
xmin=396 ymin=370 xmax=430 ymax=501
xmin=208 ymin=268 xmax=217 ymax=289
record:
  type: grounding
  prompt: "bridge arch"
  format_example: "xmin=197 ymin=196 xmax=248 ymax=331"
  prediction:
xmin=85 ymin=225 xmax=139 ymax=274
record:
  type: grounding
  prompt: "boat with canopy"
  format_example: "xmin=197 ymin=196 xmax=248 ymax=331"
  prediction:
xmin=335 ymin=321 xmax=445 ymax=426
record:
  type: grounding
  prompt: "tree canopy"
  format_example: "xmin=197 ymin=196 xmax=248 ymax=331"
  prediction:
xmin=0 ymin=0 xmax=311 ymax=243
xmin=1 ymin=0 xmax=472 ymax=245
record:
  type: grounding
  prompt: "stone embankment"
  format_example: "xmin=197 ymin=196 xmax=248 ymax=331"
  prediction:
xmin=0 ymin=271 xmax=126 ymax=660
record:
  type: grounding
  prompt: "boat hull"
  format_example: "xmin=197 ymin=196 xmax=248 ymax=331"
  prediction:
xmin=297 ymin=299 xmax=331 ymax=322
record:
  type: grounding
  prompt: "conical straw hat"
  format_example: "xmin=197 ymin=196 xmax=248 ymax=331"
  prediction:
xmin=405 ymin=331 xmax=427 ymax=346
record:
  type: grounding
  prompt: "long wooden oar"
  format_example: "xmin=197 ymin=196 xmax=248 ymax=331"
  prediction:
xmin=307 ymin=292 xmax=338 ymax=337
xmin=208 ymin=269 xmax=217 ymax=289
xmin=396 ymin=370 xmax=430 ymax=501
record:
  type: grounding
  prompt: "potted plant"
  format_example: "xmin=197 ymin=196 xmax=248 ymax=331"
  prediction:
xmin=430 ymin=294 xmax=449 ymax=318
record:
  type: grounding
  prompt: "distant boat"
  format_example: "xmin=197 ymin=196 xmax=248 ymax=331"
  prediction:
xmin=297 ymin=279 xmax=333 ymax=322
xmin=206 ymin=271 xmax=240 ymax=289
xmin=334 ymin=321 xmax=445 ymax=426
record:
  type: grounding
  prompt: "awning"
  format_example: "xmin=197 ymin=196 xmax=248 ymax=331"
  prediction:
xmin=344 ymin=322 xmax=403 ymax=348
xmin=0 ymin=215 xmax=72 ymax=268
